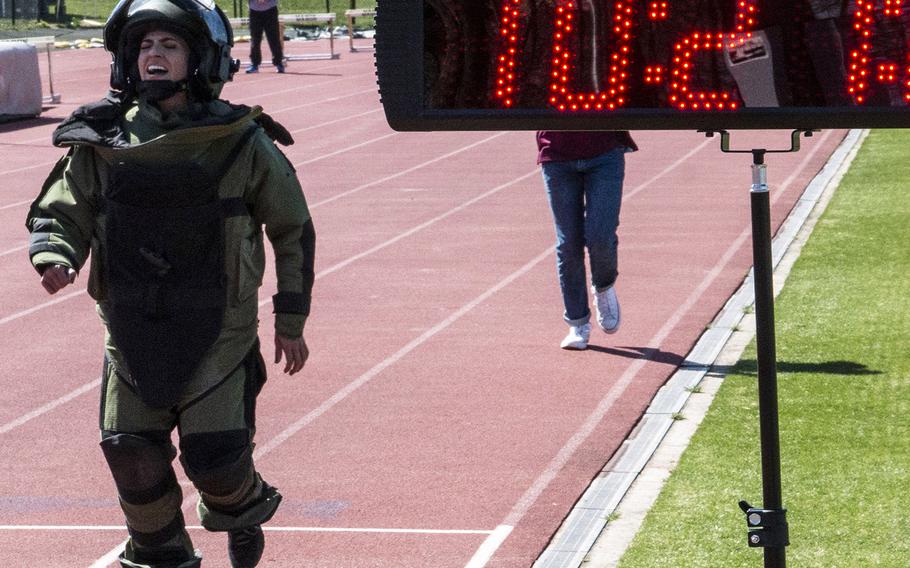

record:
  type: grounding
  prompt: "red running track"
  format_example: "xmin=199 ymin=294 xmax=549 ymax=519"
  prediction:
xmin=0 ymin=39 xmax=846 ymax=567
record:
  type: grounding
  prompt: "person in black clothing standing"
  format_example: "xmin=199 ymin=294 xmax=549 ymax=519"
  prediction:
xmin=246 ymin=0 xmax=284 ymax=73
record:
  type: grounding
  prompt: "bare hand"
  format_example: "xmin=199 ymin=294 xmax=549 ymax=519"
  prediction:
xmin=40 ymin=265 xmax=77 ymax=295
xmin=275 ymin=334 xmax=309 ymax=375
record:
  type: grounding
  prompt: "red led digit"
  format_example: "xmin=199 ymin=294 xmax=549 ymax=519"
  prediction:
xmin=667 ymin=1 xmax=758 ymax=111
xmin=848 ymin=1 xmax=875 ymax=104
xmin=644 ymin=65 xmax=664 ymax=84
xmin=878 ymin=62 xmax=898 ymax=83
xmin=884 ymin=0 xmax=904 ymax=16
xmin=494 ymin=0 xmax=523 ymax=107
xmin=848 ymin=1 xmax=908 ymax=104
xmin=549 ymin=1 xmax=634 ymax=112
xmin=649 ymin=2 xmax=668 ymax=21
xmin=492 ymin=0 xmax=759 ymax=112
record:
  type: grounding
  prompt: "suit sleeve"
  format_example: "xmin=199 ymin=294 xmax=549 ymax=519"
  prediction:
xmin=248 ymin=132 xmax=315 ymax=338
xmin=25 ymin=147 xmax=98 ymax=274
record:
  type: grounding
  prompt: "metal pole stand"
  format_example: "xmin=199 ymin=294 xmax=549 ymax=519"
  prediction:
xmin=701 ymin=129 xmax=818 ymax=568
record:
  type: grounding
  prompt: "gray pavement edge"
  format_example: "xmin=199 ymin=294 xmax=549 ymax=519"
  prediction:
xmin=533 ymin=128 xmax=870 ymax=568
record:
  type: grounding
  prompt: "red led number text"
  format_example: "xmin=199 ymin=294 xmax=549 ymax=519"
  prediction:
xmin=549 ymin=1 xmax=633 ymax=111
xmin=495 ymin=0 xmax=759 ymax=111
xmin=495 ymin=0 xmax=522 ymax=107
xmin=848 ymin=0 xmax=909 ymax=104
xmin=668 ymin=1 xmax=757 ymax=111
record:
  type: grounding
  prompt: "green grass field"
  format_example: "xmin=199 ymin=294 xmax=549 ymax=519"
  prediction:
xmin=617 ymin=129 xmax=910 ymax=567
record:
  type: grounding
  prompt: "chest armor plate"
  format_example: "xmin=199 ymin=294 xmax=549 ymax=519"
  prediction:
xmin=104 ymin=157 xmax=227 ymax=408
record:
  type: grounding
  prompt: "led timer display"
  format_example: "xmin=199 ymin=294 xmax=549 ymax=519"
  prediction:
xmin=375 ymin=0 xmax=910 ymax=129
xmin=492 ymin=0 xmax=756 ymax=112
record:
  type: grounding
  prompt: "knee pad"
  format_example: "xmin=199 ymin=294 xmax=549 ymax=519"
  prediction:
xmin=198 ymin=477 xmax=283 ymax=532
xmin=100 ymin=432 xmax=178 ymax=505
xmin=179 ymin=430 xmax=253 ymax=497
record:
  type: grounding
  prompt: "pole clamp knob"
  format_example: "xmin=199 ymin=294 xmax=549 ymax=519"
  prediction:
xmin=739 ymin=500 xmax=790 ymax=548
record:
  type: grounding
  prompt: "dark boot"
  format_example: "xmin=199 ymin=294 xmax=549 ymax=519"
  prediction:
xmin=118 ymin=544 xmax=202 ymax=568
xmin=227 ymin=525 xmax=264 ymax=568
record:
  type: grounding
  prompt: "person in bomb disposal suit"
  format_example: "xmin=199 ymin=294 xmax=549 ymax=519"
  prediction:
xmin=25 ymin=0 xmax=314 ymax=566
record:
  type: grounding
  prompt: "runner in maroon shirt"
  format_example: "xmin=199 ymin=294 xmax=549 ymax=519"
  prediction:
xmin=537 ymin=131 xmax=637 ymax=349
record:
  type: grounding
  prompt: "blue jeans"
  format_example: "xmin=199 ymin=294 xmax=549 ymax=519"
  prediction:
xmin=542 ymin=149 xmax=625 ymax=326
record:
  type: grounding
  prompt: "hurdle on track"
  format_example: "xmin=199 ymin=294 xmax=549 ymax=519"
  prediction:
xmin=344 ymin=9 xmax=376 ymax=52
xmin=0 ymin=36 xmax=61 ymax=104
xmin=229 ymin=13 xmax=340 ymax=64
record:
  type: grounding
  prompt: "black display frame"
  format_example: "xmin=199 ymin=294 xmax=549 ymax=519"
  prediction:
xmin=375 ymin=0 xmax=910 ymax=131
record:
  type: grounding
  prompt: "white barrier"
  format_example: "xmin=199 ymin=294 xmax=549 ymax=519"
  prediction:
xmin=0 ymin=35 xmax=61 ymax=104
xmin=0 ymin=42 xmax=42 ymax=120
xmin=344 ymin=9 xmax=375 ymax=53
xmin=229 ymin=13 xmax=339 ymax=64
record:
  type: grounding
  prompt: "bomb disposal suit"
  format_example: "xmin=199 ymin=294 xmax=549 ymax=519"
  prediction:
xmin=25 ymin=1 xmax=314 ymax=566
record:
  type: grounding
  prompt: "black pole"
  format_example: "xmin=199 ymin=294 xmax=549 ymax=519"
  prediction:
xmin=11 ymin=0 xmax=16 ymax=26
xmin=706 ymin=129 xmax=802 ymax=567
xmin=749 ymin=151 xmax=787 ymax=568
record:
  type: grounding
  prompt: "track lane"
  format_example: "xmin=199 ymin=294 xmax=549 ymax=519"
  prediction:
xmin=0 ymin=41 xmax=849 ymax=568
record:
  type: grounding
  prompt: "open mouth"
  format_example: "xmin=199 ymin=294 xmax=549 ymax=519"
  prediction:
xmin=146 ymin=65 xmax=168 ymax=76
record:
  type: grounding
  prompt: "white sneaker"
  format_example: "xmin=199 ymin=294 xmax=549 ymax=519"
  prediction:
xmin=560 ymin=323 xmax=591 ymax=350
xmin=593 ymin=285 xmax=621 ymax=334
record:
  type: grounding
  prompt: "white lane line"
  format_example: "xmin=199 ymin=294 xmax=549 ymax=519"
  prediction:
xmin=0 ymin=130 xmax=500 ymax=320
xmin=774 ymin=130 xmax=834 ymax=197
xmin=0 ymin=289 xmax=86 ymax=326
xmin=4 ymin=134 xmax=714 ymax=565
xmin=294 ymin=131 xmax=397 ymax=167
xmin=625 ymin=136 xmax=713 ymax=198
xmin=39 ymin=132 xmax=801 ymax=567
xmin=5 ymin=42 xmax=376 ymax=146
xmin=464 ymin=525 xmax=515 ymax=568
xmin=92 ymin=247 xmax=556 ymax=567
xmin=534 ymin=131 xmax=849 ymax=567
xmin=0 ymin=525 xmax=493 ymax=535
xmin=5 ymin=132 xmax=706 ymax=505
xmin=1 ymin=111 xmax=385 ymax=209
xmin=230 ymin=67 xmax=378 ymax=104
xmin=464 ymin=130 xmax=836 ymax=567
xmin=262 ymin=527 xmax=491 ymax=535
xmin=252 ymin=245 xmax=554 ymax=460
xmin=41 ymin=55 xmax=370 ymax=93
xmin=0 ymin=160 xmax=59 ymax=179
xmin=1 ymin=526 xmax=127 ymax=531
xmin=0 ymin=244 xmax=27 ymax=257
xmin=0 ymin=199 xmax=32 ymax=211
xmin=272 ymin=87 xmax=379 ymax=117
xmin=309 ymin=132 xmax=510 ymax=209
xmin=0 ymin=378 xmax=100 ymax=435
xmin=0 ymin=163 xmax=535 ymax=437
xmin=312 ymin=169 xmax=542 ymax=279
xmin=289 ymin=108 xmax=384 ymax=137
xmin=87 ymin=546 xmax=123 ymax=568
xmin=10 ymin=83 xmax=379 ymax=148
xmin=0 ymin=138 xmax=711 ymax=437
xmin=502 ymin=254 xmax=734 ymax=527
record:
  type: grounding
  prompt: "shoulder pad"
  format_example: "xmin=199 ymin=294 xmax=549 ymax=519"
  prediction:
xmin=52 ymin=91 xmax=130 ymax=148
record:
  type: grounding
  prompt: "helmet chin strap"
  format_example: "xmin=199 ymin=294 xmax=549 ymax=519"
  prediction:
xmin=137 ymin=79 xmax=189 ymax=103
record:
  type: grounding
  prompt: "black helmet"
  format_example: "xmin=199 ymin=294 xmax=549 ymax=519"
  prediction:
xmin=104 ymin=0 xmax=238 ymax=100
